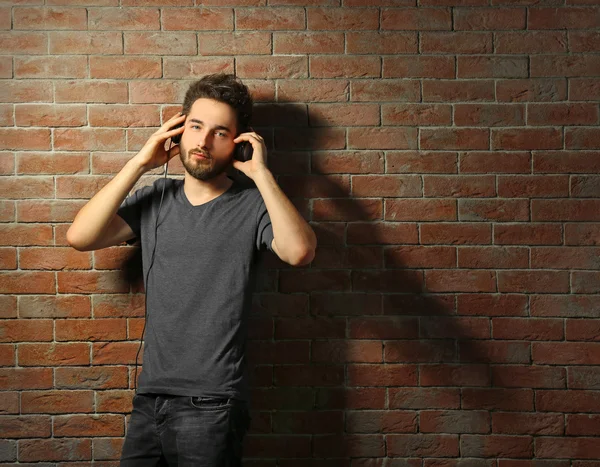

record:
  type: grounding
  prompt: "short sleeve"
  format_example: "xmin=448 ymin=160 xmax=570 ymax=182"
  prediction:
xmin=116 ymin=183 xmax=156 ymax=242
xmin=256 ymin=198 xmax=274 ymax=252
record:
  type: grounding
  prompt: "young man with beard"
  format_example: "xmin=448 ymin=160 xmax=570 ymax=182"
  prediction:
xmin=66 ymin=74 xmax=317 ymax=465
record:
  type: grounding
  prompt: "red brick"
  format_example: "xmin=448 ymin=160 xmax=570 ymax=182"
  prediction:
xmin=0 ymin=368 xmax=53 ymax=390
xmin=463 ymin=388 xmax=533 ymax=411
xmin=387 ymin=434 xmax=458 ymax=457
xmin=0 ymin=225 xmax=52 ymax=248
xmin=498 ymin=175 xmax=569 ymax=197
xmin=384 ymin=56 xmax=454 ymax=79
xmin=382 ymin=8 xmax=451 ymax=30
xmin=386 ymin=199 xmax=456 ymax=221
xmin=537 ymin=389 xmax=600 ymax=412
xmin=54 ymin=128 xmax=125 ymax=151
xmin=459 ymin=199 xmax=529 ymax=222
xmin=493 ymin=317 xmax=564 ymax=340
xmin=57 ymin=271 xmax=129 ymax=294
xmin=566 ymin=223 xmax=600 ymax=246
xmin=0 ymin=415 xmax=51 ymax=438
xmin=312 ymin=151 xmax=384 ymax=174
xmin=570 ymin=78 xmax=600 ymax=101
xmin=572 ymin=271 xmax=600 ymax=293
xmin=274 ymin=31 xmax=343 ymax=54
xmin=349 ymin=127 xmax=418 ymax=150
xmin=346 ymin=410 xmax=416 ymax=434
xmin=458 ymin=294 xmax=527 ymax=317
xmin=421 ymin=410 xmax=489 ymax=434
xmin=273 ymin=410 xmax=343 ymax=435
xmin=536 ymin=151 xmax=600 ymax=173
xmin=493 ymin=365 xmax=566 ymax=389
xmin=308 ymin=103 xmax=380 ymax=126
xmin=55 ymin=366 xmax=128 ymax=389
xmin=18 ymin=342 xmax=90 ymax=366
xmin=200 ymin=31 xmax=271 ymax=55
xmin=347 ymin=31 xmax=417 ymax=54
xmin=425 ymin=175 xmax=496 ymax=197
xmin=307 ymin=7 xmax=378 ymax=30
xmin=17 ymin=152 xmax=89 ymax=175
xmin=346 ymin=222 xmax=418 ymax=245
xmin=163 ymin=7 xmax=232 ymax=30
xmin=280 ymin=269 xmax=350 ymax=292
xmin=421 ymin=364 xmax=490 ymax=386
xmin=570 ymin=31 xmax=600 ymax=52
xmin=421 ymin=223 xmax=491 ymax=245
xmin=496 ymin=31 xmax=567 ymax=53
xmin=385 ymin=245 xmax=456 ymax=268
xmin=237 ymin=56 xmax=307 ymax=79
xmin=385 ymin=340 xmax=455 ymax=364
xmin=460 ymin=341 xmax=531 ymax=364
xmin=348 ymin=364 xmax=417 ymax=387
xmin=492 ymin=128 xmax=562 ymax=150
xmin=313 ymin=340 xmax=382 ymax=363
xmin=14 ymin=7 xmax=87 ymax=30
xmin=90 ymin=56 xmax=161 ymax=79
xmin=278 ymin=79 xmax=348 ymax=102
xmin=236 ymin=7 xmax=302 ymax=30
xmin=566 ymin=127 xmax=600 ymax=149
xmin=15 ymin=55 xmax=86 ymax=79
xmin=421 ymin=31 xmax=492 ymax=53
xmin=383 ymin=104 xmax=451 ymax=126
xmin=21 ymin=389 xmax=93 ymax=414
xmin=352 ymin=175 xmax=421 ymax=197
xmin=493 ymin=412 xmax=563 ymax=435
xmin=533 ymin=199 xmax=600 ymax=221
xmin=458 ymin=246 xmax=527 ymax=269
xmin=572 ymin=175 xmax=600 ymax=197
xmin=18 ymin=438 xmax=91 ymax=462
xmin=88 ymin=7 xmax=159 ymax=30
xmin=0 ymin=128 xmax=51 ymax=151
xmin=352 ymin=269 xmax=423 ymax=293
xmin=497 ymin=78 xmax=568 ymax=102
xmin=19 ymin=247 xmax=91 ymax=270
xmin=0 ymin=80 xmax=52 ymax=104
xmin=55 ymin=318 xmax=127 ymax=341
xmin=531 ymin=295 xmax=600 ymax=318
xmin=55 ymin=79 xmax=128 ymax=103
xmin=310 ymin=56 xmax=380 ymax=79
xmin=313 ymin=198 xmax=382 ymax=221
xmin=566 ymin=414 xmax=600 ymax=435
xmin=0 ymin=272 xmax=55 ymax=294
xmin=455 ymin=104 xmax=525 ymax=126
xmin=462 ymin=434 xmax=533 ymax=458
xmin=0 ymin=247 xmax=16 ymax=269
xmin=426 ymin=270 xmax=496 ymax=293
xmin=532 ymin=246 xmax=600 ymax=269
xmin=0 ymin=31 xmax=47 ymax=54
xmin=459 ymin=56 xmax=527 ymax=78
xmin=532 ymin=55 xmax=600 ymax=77
xmin=16 ymin=103 xmax=87 ymax=127
xmin=499 ymin=271 xmax=569 ymax=293
xmin=49 ymin=30 xmax=122 ymax=54
xmin=275 ymin=317 xmax=345 ymax=339
xmin=390 ymin=388 xmax=460 ymax=409
xmin=529 ymin=103 xmax=598 ymax=126
xmin=351 ymin=79 xmax=420 ymax=102
xmin=54 ymin=414 xmax=124 ymax=437
xmin=536 ymin=437 xmax=600 ymax=459
xmin=423 ymin=80 xmax=494 ymax=102
xmin=125 ymin=31 xmax=197 ymax=55
xmin=310 ymin=222 xmax=345 ymax=246
xmin=96 ymin=390 xmax=134 ymax=413
xmin=387 ymin=151 xmax=457 ymax=173
xmin=528 ymin=7 xmax=600 ymax=29
xmin=311 ymin=245 xmax=382 ymax=269
xmin=275 ymin=364 xmax=341 ymax=386
xmin=494 ymin=223 xmax=562 ymax=246
xmin=534 ymin=342 xmax=600 ymax=365
xmin=0 ymin=176 xmax=54 ymax=199
xmin=0 ymin=343 xmax=15 ymax=365
xmin=0 ymin=391 xmax=18 ymax=414
xmin=454 ymin=8 xmax=526 ymax=30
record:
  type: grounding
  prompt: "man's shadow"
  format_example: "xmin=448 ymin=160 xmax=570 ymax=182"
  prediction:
xmin=121 ymin=101 xmax=508 ymax=462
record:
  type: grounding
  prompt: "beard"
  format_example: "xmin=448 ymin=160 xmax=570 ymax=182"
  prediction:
xmin=179 ymin=143 xmax=231 ymax=181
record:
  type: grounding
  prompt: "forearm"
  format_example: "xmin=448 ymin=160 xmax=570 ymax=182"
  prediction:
xmin=66 ymin=159 xmax=146 ymax=250
xmin=253 ymin=169 xmax=316 ymax=265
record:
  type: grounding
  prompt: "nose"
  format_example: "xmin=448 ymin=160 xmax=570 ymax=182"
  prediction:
xmin=196 ymin=128 xmax=212 ymax=149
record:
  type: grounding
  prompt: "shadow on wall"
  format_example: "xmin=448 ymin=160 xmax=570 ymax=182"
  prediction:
xmin=119 ymin=101 xmax=514 ymax=463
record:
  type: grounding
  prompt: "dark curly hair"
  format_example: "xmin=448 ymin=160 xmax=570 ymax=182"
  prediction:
xmin=181 ymin=74 xmax=253 ymax=134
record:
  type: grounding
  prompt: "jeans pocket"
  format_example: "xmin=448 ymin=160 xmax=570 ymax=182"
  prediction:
xmin=189 ymin=396 xmax=232 ymax=410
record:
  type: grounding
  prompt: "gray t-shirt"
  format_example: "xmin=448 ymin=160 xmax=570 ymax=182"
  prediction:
xmin=117 ymin=177 xmax=274 ymax=400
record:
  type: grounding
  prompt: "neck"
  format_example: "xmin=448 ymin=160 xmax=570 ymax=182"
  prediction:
xmin=183 ymin=171 xmax=233 ymax=206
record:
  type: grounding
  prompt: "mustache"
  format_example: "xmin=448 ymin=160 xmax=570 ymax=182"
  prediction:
xmin=189 ymin=150 xmax=211 ymax=159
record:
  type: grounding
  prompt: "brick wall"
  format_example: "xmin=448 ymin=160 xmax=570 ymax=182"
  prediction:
xmin=1 ymin=1 xmax=600 ymax=464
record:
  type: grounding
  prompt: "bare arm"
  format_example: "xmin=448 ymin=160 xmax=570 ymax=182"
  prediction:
xmin=233 ymin=132 xmax=316 ymax=266
xmin=66 ymin=112 xmax=186 ymax=251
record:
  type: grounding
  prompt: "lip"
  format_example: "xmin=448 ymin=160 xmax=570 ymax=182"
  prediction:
xmin=191 ymin=152 xmax=210 ymax=160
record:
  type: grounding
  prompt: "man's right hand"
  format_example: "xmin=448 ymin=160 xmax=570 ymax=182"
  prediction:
xmin=132 ymin=112 xmax=186 ymax=172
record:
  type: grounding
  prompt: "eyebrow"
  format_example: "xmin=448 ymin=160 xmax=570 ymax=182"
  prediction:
xmin=188 ymin=119 xmax=232 ymax=133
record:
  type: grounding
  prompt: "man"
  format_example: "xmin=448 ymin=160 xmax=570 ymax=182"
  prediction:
xmin=67 ymin=74 xmax=317 ymax=465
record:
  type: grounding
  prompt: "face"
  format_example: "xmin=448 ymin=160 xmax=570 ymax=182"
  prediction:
xmin=179 ymin=98 xmax=238 ymax=181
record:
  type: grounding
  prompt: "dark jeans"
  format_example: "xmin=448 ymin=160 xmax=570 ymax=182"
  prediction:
xmin=120 ymin=393 xmax=251 ymax=467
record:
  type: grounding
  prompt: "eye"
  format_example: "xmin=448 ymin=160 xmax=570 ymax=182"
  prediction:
xmin=216 ymin=131 xmax=227 ymax=138
xmin=191 ymin=125 xmax=200 ymax=130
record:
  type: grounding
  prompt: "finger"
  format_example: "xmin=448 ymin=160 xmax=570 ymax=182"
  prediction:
xmin=167 ymin=144 xmax=181 ymax=160
xmin=158 ymin=113 xmax=186 ymax=133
